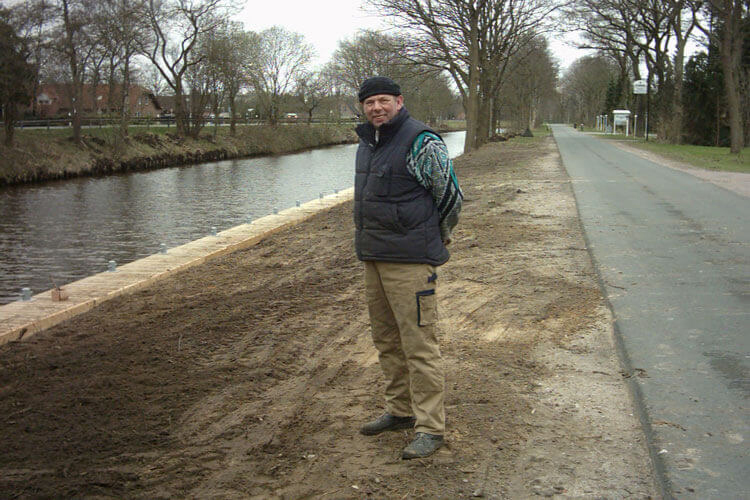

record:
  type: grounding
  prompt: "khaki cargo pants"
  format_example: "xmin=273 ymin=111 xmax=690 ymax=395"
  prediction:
xmin=364 ymin=261 xmax=445 ymax=435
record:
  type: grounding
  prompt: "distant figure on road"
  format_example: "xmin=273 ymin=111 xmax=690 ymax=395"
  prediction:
xmin=353 ymin=76 xmax=462 ymax=459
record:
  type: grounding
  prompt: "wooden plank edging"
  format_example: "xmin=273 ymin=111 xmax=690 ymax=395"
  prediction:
xmin=0 ymin=189 xmax=353 ymax=345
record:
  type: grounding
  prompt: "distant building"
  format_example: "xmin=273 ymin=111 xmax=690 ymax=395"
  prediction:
xmin=34 ymin=84 xmax=161 ymax=118
xmin=154 ymin=95 xmax=176 ymax=116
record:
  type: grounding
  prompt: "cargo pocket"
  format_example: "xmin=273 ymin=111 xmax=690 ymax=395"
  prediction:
xmin=416 ymin=289 xmax=436 ymax=327
xmin=367 ymin=170 xmax=391 ymax=197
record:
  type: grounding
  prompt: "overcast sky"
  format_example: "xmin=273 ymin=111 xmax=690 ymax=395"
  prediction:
xmin=237 ymin=0 xmax=590 ymax=71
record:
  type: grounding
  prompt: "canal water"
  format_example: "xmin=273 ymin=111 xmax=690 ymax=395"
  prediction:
xmin=0 ymin=131 xmax=465 ymax=304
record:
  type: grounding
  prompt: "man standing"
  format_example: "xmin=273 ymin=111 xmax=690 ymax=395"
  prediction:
xmin=354 ymin=76 xmax=462 ymax=459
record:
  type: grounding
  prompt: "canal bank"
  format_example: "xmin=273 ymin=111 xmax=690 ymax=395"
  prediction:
xmin=0 ymin=123 xmax=357 ymax=185
xmin=0 ymin=122 xmax=467 ymax=186
xmin=0 ymin=130 xmax=467 ymax=305
xmin=0 ymin=133 xmax=657 ymax=498
xmin=0 ymin=189 xmax=353 ymax=345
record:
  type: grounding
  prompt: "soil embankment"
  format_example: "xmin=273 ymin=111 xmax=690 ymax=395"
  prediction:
xmin=0 ymin=134 xmax=657 ymax=498
xmin=0 ymin=122 xmax=467 ymax=186
xmin=0 ymin=124 xmax=357 ymax=185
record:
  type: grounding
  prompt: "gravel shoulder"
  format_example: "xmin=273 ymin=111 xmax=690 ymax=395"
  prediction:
xmin=0 ymin=135 xmax=657 ymax=498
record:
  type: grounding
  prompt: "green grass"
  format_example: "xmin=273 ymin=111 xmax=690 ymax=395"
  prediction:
xmin=636 ymin=142 xmax=748 ymax=173
xmin=438 ymin=120 xmax=467 ymax=132
xmin=1 ymin=123 xmax=358 ymax=184
xmin=533 ymin=126 xmax=551 ymax=137
xmin=512 ymin=126 xmax=551 ymax=144
xmin=14 ymin=123 xmax=240 ymax=140
xmin=594 ymin=133 xmax=749 ymax=174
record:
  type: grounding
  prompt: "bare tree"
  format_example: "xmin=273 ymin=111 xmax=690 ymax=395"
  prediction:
xmin=49 ymin=0 xmax=99 ymax=144
xmin=251 ymin=26 xmax=313 ymax=125
xmin=202 ymin=22 xmax=259 ymax=135
xmin=1 ymin=12 xmax=36 ymax=146
xmin=296 ymin=70 xmax=327 ymax=124
xmin=7 ymin=0 xmax=56 ymax=119
xmin=666 ymin=1 xmax=702 ymax=143
xmin=567 ymin=0 xmax=644 ymax=123
xmin=560 ymin=55 xmax=618 ymax=125
xmin=140 ymin=0 xmax=232 ymax=137
xmin=329 ymin=29 xmax=446 ymax=121
xmin=410 ymin=72 xmax=456 ymax=125
xmin=183 ymin=48 xmax=213 ymax=137
xmin=367 ymin=0 xmax=561 ymax=152
xmin=497 ymin=37 xmax=558 ymax=132
xmin=92 ymin=0 xmax=148 ymax=139
xmin=330 ymin=29 xmax=413 ymax=92
xmin=142 ymin=64 xmax=169 ymax=96
xmin=318 ymin=62 xmax=348 ymax=123
xmin=699 ymin=0 xmax=747 ymax=153
xmin=571 ymin=0 xmax=702 ymax=142
xmin=366 ymin=0 xmax=483 ymax=151
xmin=629 ymin=0 xmax=700 ymax=142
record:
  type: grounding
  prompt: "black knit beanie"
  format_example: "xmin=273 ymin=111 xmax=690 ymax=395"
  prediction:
xmin=358 ymin=76 xmax=402 ymax=102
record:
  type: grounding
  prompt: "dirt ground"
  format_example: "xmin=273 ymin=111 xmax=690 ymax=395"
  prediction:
xmin=0 ymin=135 xmax=657 ymax=499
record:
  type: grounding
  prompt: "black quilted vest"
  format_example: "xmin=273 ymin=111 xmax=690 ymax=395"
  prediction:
xmin=354 ymin=108 xmax=449 ymax=266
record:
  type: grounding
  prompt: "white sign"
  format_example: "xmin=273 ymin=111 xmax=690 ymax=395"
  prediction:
xmin=633 ymin=80 xmax=648 ymax=94
xmin=614 ymin=115 xmax=628 ymax=125
xmin=612 ymin=110 xmax=631 ymax=135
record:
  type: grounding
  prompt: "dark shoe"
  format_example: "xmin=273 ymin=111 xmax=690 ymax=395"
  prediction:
xmin=402 ymin=432 xmax=444 ymax=459
xmin=360 ymin=413 xmax=416 ymax=436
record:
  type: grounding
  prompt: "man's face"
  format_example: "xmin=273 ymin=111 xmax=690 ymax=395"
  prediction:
xmin=362 ymin=94 xmax=403 ymax=128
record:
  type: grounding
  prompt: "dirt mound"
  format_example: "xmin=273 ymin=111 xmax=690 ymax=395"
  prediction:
xmin=0 ymin=136 xmax=655 ymax=498
xmin=133 ymin=132 xmax=164 ymax=148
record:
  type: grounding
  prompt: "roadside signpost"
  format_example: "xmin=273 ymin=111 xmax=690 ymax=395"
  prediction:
xmin=633 ymin=79 xmax=649 ymax=141
xmin=613 ymin=109 xmax=631 ymax=136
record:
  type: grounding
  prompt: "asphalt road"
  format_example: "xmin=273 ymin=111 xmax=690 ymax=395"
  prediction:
xmin=552 ymin=124 xmax=749 ymax=499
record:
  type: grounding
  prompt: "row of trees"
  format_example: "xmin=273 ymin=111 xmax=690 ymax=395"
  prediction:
xmin=366 ymin=0 xmax=561 ymax=152
xmin=0 ymin=0 xmax=462 ymax=147
xmin=1 ymin=0 xmax=561 ymax=153
xmin=561 ymin=0 xmax=748 ymax=153
xmin=2 ymin=0 xmax=307 ymax=143
xmin=3 ymin=0 xmax=743 ymax=153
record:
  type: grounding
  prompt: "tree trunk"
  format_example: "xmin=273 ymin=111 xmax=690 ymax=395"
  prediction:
xmin=119 ymin=58 xmax=131 ymax=140
xmin=90 ymin=66 xmax=101 ymax=116
xmin=720 ymin=1 xmax=744 ymax=154
xmin=108 ymin=56 xmax=118 ymax=115
xmin=212 ymin=95 xmax=219 ymax=138
xmin=269 ymin=96 xmax=278 ymax=126
xmin=62 ymin=0 xmax=83 ymax=145
xmin=3 ymin=101 xmax=16 ymax=147
xmin=671 ymin=48 xmax=685 ymax=144
xmin=335 ymin=89 xmax=341 ymax=124
xmin=229 ymin=96 xmax=237 ymax=136
xmin=186 ymin=87 xmax=207 ymax=139
xmin=668 ymin=1 xmax=696 ymax=146
xmin=476 ymin=91 xmax=490 ymax=145
xmin=173 ymin=84 xmax=187 ymax=136
xmin=463 ymin=8 xmax=480 ymax=153
xmin=71 ymin=82 xmax=82 ymax=144
xmin=491 ymin=97 xmax=502 ymax=136
xmin=723 ymin=51 xmax=743 ymax=153
xmin=529 ymin=92 xmax=539 ymax=130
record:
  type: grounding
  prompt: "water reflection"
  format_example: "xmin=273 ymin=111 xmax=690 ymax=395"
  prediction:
xmin=0 ymin=131 xmax=465 ymax=304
